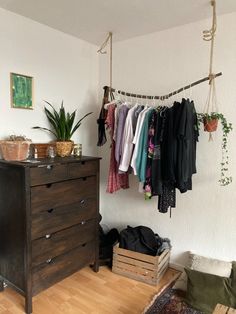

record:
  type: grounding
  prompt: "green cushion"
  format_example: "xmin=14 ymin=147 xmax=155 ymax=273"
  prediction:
xmin=185 ymin=267 xmax=236 ymax=314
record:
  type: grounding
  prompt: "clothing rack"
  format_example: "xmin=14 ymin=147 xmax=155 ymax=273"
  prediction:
xmin=103 ymin=72 xmax=222 ymax=100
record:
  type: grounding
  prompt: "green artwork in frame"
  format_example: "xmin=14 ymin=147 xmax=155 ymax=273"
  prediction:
xmin=11 ymin=73 xmax=33 ymax=109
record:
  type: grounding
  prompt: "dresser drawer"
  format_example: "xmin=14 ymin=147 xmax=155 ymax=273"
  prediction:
xmin=31 ymin=176 xmax=96 ymax=214
xmin=30 ymin=164 xmax=68 ymax=186
xmin=68 ymin=160 xmax=98 ymax=179
xmin=31 ymin=197 xmax=97 ymax=239
xmin=32 ymin=219 xmax=97 ymax=267
xmin=32 ymin=241 xmax=95 ymax=296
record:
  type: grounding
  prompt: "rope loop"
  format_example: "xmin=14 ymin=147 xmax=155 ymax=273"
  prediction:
xmin=203 ymin=0 xmax=219 ymax=117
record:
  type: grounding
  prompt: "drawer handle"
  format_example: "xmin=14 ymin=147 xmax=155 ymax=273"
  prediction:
xmin=82 ymin=243 xmax=86 ymax=247
xmin=81 ymin=221 xmax=86 ymax=225
xmin=46 ymin=183 xmax=52 ymax=188
xmin=46 ymin=258 xmax=53 ymax=264
xmin=45 ymin=234 xmax=51 ymax=239
xmin=81 ymin=161 xmax=85 ymax=165
xmin=80 ymin=199 xmax=85 ymax=205
xmin=82 ymin=177 xmax=87 ymax=181
xmin=38 ymin=164 xmax=53 ymax=169
xmin=47 ymin=208 xmax=54 ymax=213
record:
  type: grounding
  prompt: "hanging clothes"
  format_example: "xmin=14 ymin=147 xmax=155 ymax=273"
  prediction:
xmin=160 ymin=99 xmax=199 ymax=192
xmin=173 ymin=99 xmax=199 ymax=192
xmin=136 ymin=109 xmax=154 ymax=183
xmin=158 ymin=183 xmax=176 ymax=213
xmin=131 ymin=107 xmax=150 ymax=175
xmin=151 ymin=112 xmax=163 ymax=196
xmin=115 ymin=105 xmax=130 ymax=165
xmin=119 ymin=104 xmax=139 ymax=172
xmin=113 ymin=105 xmax=120 ymax=141
xmin=97 ymin=86 xmax=109 ymax=146
xmin=106 ymin=104 xmax=129 ymax=193
xmin=132 ymin=105 xmax=144 ymax=134
xmin=104 ymin=96 xmax=199 ymax=214
xmin=144 ymin=110 xmax=158 ymax=199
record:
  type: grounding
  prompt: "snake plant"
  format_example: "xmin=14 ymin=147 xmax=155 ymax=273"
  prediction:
xmin=33 ymin=101 xmax=92 ymax=141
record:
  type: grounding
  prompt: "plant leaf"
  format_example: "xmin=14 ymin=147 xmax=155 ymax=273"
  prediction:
xmin=32 ymin=126 xmax=57 ymax=138
xmin=33 ymin=102 xmax=92 ymax=142
xmin=70 ymin=112 xmax=92 ymax=137
xmin=44 ymin=100 xmax=62 ymax=138
xmin=59 ymin=104 xmax=66 ymax=140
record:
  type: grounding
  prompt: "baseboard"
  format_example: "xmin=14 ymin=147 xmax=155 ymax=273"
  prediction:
xmin=169 ymin=262 xmax=184 ymax=272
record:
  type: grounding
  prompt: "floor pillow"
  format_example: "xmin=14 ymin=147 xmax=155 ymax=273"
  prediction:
xmin=173 ymin=252 xmax=232 ymax=292
xmin=185 ymin=268 xmax=236 ymax=314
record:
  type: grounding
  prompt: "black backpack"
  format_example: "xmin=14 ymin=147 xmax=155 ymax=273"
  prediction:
xmin=99 ymin=226 xmax=120 ymax=266
xmin=119 ymin=225 xmax=163 ymax=256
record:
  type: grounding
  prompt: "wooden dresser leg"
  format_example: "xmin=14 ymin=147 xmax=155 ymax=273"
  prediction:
xmin=25 ymin=295 xmax=32 ymax=314
xmin=93 ymin=259 xmax=99 ymax=273
xmin=0 ymin=280 xmax=4 ymax=292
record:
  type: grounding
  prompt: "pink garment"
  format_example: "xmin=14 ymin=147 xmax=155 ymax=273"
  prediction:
xmin=106 ymin=104 xmax=129 ymax=193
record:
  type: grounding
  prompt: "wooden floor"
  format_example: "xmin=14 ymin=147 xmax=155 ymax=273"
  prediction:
xmin=0 ymin=267 xmax=179 ymax=314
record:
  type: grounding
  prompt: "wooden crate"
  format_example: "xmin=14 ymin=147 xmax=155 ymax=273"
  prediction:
xmin=213 ymin=304 xmax=236 ymax=314
xmin=112 ymin=244 xmax=170 ymax=285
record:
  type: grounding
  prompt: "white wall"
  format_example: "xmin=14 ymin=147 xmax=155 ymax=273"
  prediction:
xmin=0 ymin=8 xmax=99 ymax=156
xmin=1 ymin=6 xmax=235 ymax=267
xmin=99 ymin=12 xmax=236 ymax=266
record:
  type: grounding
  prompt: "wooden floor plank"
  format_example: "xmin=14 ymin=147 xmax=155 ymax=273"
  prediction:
xmin=0 ymin=267 xmax=179 ymax=314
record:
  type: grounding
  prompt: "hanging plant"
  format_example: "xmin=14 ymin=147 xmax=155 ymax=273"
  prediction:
xmin=202 ymin=112 xmax=219 ymax=132
xmin=197 ymin=112 xmax=233 ymax=186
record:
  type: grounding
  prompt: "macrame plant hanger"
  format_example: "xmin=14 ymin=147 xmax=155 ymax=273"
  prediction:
xmin=202 ymin=0 xmax=219 ymax=141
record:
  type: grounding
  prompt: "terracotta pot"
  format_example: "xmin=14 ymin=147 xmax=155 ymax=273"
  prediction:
xmin=56 ymin=141 xmax=74 ymax=157
xmin=0 ymin=140 xmax=31 ymax=161
xmin=203 ymin=118 xmax=218 ymax=132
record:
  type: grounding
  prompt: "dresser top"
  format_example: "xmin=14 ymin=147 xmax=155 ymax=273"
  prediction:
xmin=0 ymin=156 xmax=101 ymax=168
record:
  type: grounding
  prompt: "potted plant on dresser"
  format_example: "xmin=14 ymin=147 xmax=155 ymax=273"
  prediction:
xmin=0 ymin=135 xmax=31 ymax=161
xmin=33 ymin=101 xmax=92 ymax=157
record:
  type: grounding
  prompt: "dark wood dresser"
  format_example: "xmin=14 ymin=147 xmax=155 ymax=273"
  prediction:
xmin=0 ymin=156 xmax=100 ymax=314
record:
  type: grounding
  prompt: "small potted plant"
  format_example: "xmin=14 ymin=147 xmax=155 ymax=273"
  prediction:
xmin=202 ymin=112 xmax=219 ymax=132
xmin=33 ymin=101 xmax=92 ymax=157
xmin=197 ymin=112 xmax=233 ymax=186
xmin=0 ymin=135 xmax=31 ymax=161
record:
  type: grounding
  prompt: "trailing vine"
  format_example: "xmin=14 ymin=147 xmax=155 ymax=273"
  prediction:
xmin=197 ymin=112 xmax=233 ymax=186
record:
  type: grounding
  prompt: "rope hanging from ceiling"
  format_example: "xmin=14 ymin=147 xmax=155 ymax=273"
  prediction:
xmin=203 ymin=0 xmax=219 ymax=114
xmin=97 ymin=0 xmax=222 ymax=101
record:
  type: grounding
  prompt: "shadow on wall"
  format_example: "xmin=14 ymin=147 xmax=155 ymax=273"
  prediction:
xmin=171 ymin=251 xmax=190 ymax=270
xmin=78 ymin=89 xmax=99 ymax=156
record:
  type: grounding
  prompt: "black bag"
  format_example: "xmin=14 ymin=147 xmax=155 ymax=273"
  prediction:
xmin=119 ymin=225 xmax=162 ymax=256
xmin=99 ymin=226 xmax=119 ymax=266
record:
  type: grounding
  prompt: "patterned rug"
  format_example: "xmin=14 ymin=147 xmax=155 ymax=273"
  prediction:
xmin=143 ymin=288 xmax=203 ymax=314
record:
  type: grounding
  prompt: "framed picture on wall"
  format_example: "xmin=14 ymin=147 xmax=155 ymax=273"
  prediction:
xmin=10 ymin=73 xmax=33 ymax=109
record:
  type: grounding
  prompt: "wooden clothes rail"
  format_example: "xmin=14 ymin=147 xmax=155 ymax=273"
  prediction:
xmin=104 ymin=72 xmax=222 ymax=100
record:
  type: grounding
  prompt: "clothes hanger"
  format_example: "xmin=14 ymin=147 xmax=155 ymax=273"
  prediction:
xmin=131 ymin=93 xmax=134 ymax=105
xmin=115 ymin=89 xmax=120 ymax=101
xmin=189 ymin=83 xmax=193 ymax=100
xmin=160 ymin=96 xmax=169 ymax=116
xmin=104 ymin=89 xmax=121 ymax=109
xmin=135 ymin=94 xmax=139 ymax=106
xmin=183 ymin=86 xmax=186 ymax=100
xmin=124 ymin=92 xmax=133 ymax=108
xmin=159 ymin=95 xmax=163 ymax=109
xmin=151 ymin=96 xmax=155 ymax=107
xmin=104 ymin=99 xmax=116 ymax=109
